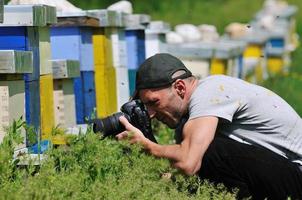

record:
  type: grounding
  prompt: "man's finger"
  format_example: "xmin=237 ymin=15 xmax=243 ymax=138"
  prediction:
xmin=119 ymin=116 xmax=139 ymax=132
xmin=116 ymin=131 xmax=128 ymax=140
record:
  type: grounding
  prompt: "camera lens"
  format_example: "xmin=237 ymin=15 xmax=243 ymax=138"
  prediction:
xmin=92 ymin=112 xmax=130 ymax=137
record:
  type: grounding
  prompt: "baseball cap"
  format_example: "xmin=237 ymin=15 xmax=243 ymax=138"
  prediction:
xmin=132 ymin=53 xmax=192 ymax=99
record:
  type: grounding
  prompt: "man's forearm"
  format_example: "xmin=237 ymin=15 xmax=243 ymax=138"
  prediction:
xmin=143 ymin=139 xmax=185 ymax=162
xmin=143 ymin=140 xmax=200 ymax=175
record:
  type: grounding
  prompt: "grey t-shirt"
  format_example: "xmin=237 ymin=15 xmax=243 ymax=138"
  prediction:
xmin=188 ymin=75 xmax=302 ymax=161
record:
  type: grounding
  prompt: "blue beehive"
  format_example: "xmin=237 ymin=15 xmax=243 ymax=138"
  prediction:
xmin=50 ymin=13 xmax=97 ymax=124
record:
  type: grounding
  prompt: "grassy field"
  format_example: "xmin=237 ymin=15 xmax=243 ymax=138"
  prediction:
xmin=0 ymin=120 xmax=236 ymax=199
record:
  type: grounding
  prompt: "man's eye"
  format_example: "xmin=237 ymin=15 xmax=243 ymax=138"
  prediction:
xmin=146 ymin=100 xmax=158 ymax=106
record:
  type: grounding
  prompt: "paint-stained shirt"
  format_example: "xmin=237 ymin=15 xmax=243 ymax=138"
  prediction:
xmin=188 ymin=75 xmax=302 ymax=161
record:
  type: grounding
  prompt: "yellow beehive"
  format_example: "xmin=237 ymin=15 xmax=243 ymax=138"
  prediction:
xmin=40 ymin=74 xmax=54 ymax=140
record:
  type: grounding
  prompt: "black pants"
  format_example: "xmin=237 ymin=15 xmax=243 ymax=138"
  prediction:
xmin=198 ymin=135 xmax=302 ymax=200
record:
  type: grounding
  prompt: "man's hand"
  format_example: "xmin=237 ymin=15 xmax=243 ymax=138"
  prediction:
xmin=116 ymin=116 xmax=148 ymax=145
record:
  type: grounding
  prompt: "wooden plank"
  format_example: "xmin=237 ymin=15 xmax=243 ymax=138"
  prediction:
xmin=55 ymin=16 xmax=99 ymax=27
xmin=43 ymin=5 xmax=57 ymax=25
xmin=125 ymin=30 xmax=139 ymax=69
xmin=93 ymin=29 xmax=106 ymax=66
xmin=73 ymin=77 xmax=84 ymax=124
xmin=80 ymin=27 xmax=94 ymax=71
xmin=125 ymin=30 xmax=145 ymax=70
xmin=55 ymin=11 xmax=99 ymax=27
xmin=107 ymin=67 xmax=117 ymax=114
xmin=24 ymin=80 xmax=40 ymax=135
xmin=51 ymin=59 xmax=80 ymax=79
xmin=0 ymin=50 xmax=33 ymax=74
xmin=39 ymin=27 xmax=52 ymax=75
xmin=137 ymin=30 xmax=146 ymax=66
xmin=0 ymin=80 xmax=25 ymax=124
xmin=61 ymin=79 xmax=77 ymax=127
xmin=93 ymin=28 xmax=115 ymax=118
xmin=145 ymin=21 xmax=170 ymax=34
xmin=2 ymin=5 xmax=56 ymax=26
xmin=0 ymin=27 xmax=27 ymax=51
xmin=40 ymin=74 xmax=54 ymax=140
xmin=92 ymin=28 xmax=113 ymax=67
xmin=105 ymin=27 xmax=128 ymax=68
xmin=124 ymin=14 xmax=150 ymax=30
xmin=0 ymin=86 xmax=9 ymax=144
xmin=56 ymin=16 xmax=99 ymax=27
xmin=50 ymin=27 xmax=81 ymax=60
xmin=54 ymin=79 xmax=78 ymax=128
xmin=53 ymin=84 xmax=66 ymax=127
xmin=0 ymin=80 xmax=26 ymax=148
xmin=82 ymin=71 xmax=96 ymax=120
xmin=128 ymin=69 xmax=136 ymax=97
xmin=24 ymin=27 xmax=40 ymax=81
xmin=94 ymin=64 xmax=107 ymax=118
xmin=115 ymin=67 xmax=130 ymax=109
xmin=88 ymin=9 xmax=122 ymax=27
xmin=94 ymin=67 xmax=117 ymax=117
xmin=145 ymin=33 xmax=166 ymax=58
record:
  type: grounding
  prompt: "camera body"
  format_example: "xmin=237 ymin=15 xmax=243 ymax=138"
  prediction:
xmin=92 ymin=100 xmax=157 ymax=143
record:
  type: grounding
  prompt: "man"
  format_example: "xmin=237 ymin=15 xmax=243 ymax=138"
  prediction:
xmin=116 ymin=53 xmax=302 ymax=199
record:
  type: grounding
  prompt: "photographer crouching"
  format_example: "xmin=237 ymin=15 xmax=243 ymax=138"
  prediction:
xmin=93 ymin=53 xmax=302 ymax=199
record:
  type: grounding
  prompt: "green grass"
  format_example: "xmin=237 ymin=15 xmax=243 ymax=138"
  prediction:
xmin=0 ymin=122 xmax=237 ymax=199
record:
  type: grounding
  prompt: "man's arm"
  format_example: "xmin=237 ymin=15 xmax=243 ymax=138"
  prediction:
xmin=117 ymin=116 xmax=218 ymax=175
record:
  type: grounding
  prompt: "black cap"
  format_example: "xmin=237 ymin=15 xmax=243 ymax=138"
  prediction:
xmin=132 ymin=53 xmax=192 ymax=98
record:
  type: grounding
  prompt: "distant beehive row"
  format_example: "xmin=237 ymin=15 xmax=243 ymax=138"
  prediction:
xmin=0 ymin=1 xmax=298 ymax=151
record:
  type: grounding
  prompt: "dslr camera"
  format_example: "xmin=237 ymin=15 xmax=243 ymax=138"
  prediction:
xmin=92 ymin=100 xmax=157 ymax=143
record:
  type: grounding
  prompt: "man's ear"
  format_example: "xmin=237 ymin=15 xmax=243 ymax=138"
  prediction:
xmin=174 ymin=79 xmax=186 ymax=99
